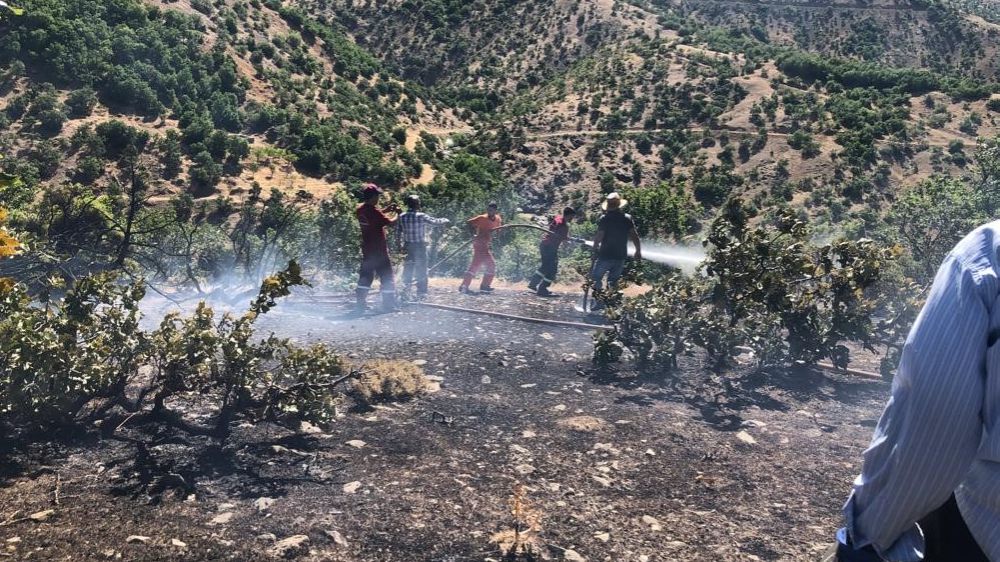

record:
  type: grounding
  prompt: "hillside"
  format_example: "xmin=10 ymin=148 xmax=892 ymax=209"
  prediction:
xmin=655 ymin=0 xmax=1000 ymax=80
xmin=0 ymin=0 xmax=465 ymax=211
xmin=498 ymin=34 xmax=999 ymax=222
xmin=309 ymin=0 xmax=998 ymax=235
xmin=1 ymin=0 xmax=999 ymax=260
xmin=3 ymin=0 xmax=998 ymax=234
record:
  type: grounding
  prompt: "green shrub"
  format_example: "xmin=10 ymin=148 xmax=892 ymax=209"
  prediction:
xmin=0 ymin=262 xmax=355 ymax=438
xmin=595 ymin=201 xmax=897 ymax=371
xmin=65 ymin=88 xmax=97 ymax=118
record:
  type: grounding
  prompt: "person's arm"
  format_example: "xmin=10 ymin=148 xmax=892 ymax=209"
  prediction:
xmin=844 ymin=249 xmax=989 ymax=559
xmin=424 ymin=213 xmax=450 ymax=226
xmin=592 ymin=229 xmax=605 ymax=255
xmin=629 ymin=226 xmax=642 ymax=261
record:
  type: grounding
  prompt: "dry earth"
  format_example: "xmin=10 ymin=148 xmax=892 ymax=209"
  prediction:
xmin=0 ymin=288 xmax=889 ymax=561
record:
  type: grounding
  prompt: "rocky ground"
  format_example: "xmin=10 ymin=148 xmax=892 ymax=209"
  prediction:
xmin=0 ymin=286 xmax=889 ymax=561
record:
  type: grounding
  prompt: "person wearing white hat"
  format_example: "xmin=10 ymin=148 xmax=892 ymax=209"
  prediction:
xmin=589 ymin=192 xmax=641 ymax=309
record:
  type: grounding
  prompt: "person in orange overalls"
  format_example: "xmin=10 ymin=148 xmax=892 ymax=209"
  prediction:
xmin=459 ymin=202 xmax=502 ymax=294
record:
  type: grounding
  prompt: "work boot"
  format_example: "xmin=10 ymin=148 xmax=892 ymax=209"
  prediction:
xmin=354 ymin=288 xmax=368 ymax=314
xmin=380 ymin=291 xmax=397 ymax=312
xmin=527 ymin=273 xmax=540 ymax=291
xmin=536 ymin=281 xmax=555 ymax=297
xmin=459 ymin=285 xmax=470 ymax=294
xmin=479 ymin=286 xmax=494 ymax=293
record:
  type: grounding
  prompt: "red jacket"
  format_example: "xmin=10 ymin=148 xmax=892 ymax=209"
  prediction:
xmin=541 ymin=215 xmax=570 ymax=248
xmin=357 ymin=203 xmax=391 ymax=257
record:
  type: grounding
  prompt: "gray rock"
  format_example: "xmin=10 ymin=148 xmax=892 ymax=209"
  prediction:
xmin=269 ymin=535 xmax=310 ymax=559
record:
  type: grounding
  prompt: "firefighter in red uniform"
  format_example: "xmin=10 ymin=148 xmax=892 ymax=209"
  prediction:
xmin=355 ymin=183 xmax=400 ymax=313
xmin=528 ymin=207 xmax=576 ymax=296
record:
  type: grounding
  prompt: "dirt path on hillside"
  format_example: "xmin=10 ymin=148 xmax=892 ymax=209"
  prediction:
xmin=681 ymin=0 xmax=928 ymax=12
xmin=523 ymin=126 xmax=791 ymax=140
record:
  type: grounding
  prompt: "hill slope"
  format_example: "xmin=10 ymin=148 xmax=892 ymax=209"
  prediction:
xmin=652 ymin=0 xmax=1000 ymax=80
xmin=309 ymin=0 xmax=998 ymax=231
xmin=2 ymin=0 xmax=999 ymax=248
xmin=0 ymin=0 xmax=464 ymax=209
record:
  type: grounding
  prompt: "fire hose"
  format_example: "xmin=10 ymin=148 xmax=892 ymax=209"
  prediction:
xmin=426 ymin=222 xmax=586 ymax=274
xmin=408 ymin=302 xmax=882 ymax=380
xmin=413 ymin=301 xmax=611 ymax=330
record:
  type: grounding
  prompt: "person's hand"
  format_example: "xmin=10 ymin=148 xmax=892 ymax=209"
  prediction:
xmin=833 ymin=528 xmax=882 ymax=562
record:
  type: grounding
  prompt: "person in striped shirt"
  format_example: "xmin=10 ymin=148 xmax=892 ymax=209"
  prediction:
xmin=832 ymin=222 xmax=1000 ymax=562
xmin=395 ymin=195 xmax=450 ymax=298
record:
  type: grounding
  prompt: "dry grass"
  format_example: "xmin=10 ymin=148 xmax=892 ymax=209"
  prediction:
xmin=490 ymin=483 xmax=543 ymax=560
xmin=350 ymin=359 xmax=429 ymax=406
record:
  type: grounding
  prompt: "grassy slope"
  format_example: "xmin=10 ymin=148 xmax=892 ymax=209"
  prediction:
xmin=0 ymin=0 xmax=465 ymax=207
xmin=313 ymin=0 xmax=998 ymax=229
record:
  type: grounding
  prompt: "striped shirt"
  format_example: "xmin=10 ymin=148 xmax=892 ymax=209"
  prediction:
xmin=845 ymin=221 xmax=1000 ymax=560
xmin=396 ymin=211 xmax=449 ymax=244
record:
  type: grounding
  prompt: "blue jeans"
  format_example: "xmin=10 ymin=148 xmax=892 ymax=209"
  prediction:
xmin=402 ymin=242 xmax=429 ymax=294
xmin=591 ymin=258 xmax=625 ymax=291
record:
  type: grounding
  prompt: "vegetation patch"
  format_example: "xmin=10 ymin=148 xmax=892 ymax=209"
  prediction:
xmin=349 ymin=359 xmax=429 ymax=407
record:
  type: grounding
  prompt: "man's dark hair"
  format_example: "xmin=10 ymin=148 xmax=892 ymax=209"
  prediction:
xmin=406 ymin=194 xmax=421 ymax=210
xmin=487 ymin=202 xmax=498 ymax=209
xmin=562 ymin=207 xmax=576 ymax=216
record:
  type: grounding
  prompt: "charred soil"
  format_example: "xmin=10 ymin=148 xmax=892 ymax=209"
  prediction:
xmin=0 ymin=288 xmax=887 ymax=561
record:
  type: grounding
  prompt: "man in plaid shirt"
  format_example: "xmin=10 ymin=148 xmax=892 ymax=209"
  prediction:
xmin=396 ymin=195 xmax=450 ymax=297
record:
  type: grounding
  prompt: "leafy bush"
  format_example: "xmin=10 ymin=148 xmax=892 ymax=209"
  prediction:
xmin=622 ymin=181 xmax=696 ymax=238
xmin=72 ymin=157 xmax=104 ymax=185
xmin=64 ymin=87 xmax=97 ymax=118
xmin=189 ymin=150 xmax=222 ymax=195
xmin=0 ymin=207 xmax=20 ymax=262
xmin=788 ymin=129 xmax=821 ymax=158
xmin=0 ymin=262 xmax=357 ymax=439
xmin=595 ymin=201 xmax=897 ymax=370
xmin=96 ymin=120 xmax=150 ymax=158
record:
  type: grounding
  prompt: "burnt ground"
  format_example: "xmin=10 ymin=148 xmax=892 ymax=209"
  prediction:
xmin=0 ymin=286 xmax=889 ymax=561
